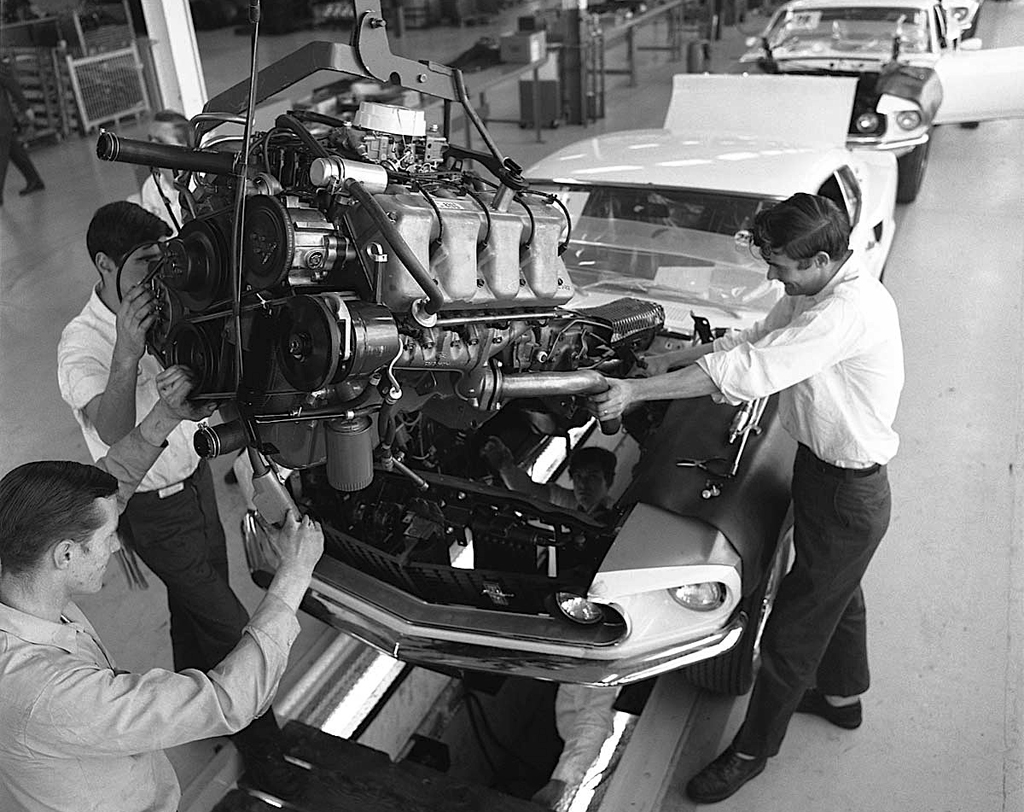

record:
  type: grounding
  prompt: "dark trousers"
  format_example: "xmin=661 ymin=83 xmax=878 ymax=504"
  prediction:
xmin=120 ymin=460 xmax=280 ymax=752
xmin=0 ymin=124 xmax=43 ymax=201
xmin=733 ymin=444 xmax=891 ymax=758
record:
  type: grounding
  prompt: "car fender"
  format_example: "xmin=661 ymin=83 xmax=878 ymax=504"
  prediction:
xmin=875 ymin=63 xmax=943 ymax=123
xmin=850 ymin=152 xmax=898 ymax=278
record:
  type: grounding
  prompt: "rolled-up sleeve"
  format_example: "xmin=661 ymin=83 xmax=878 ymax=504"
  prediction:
xmin=57 ymin=324 xmax=110 ymax=413
xmin=96 ymin=426 xmax=165 ymax=512
xmin=698 ymin=297 xmax=866 ymax=404
xmin=26 ymin=595 xmax=300 ymax=758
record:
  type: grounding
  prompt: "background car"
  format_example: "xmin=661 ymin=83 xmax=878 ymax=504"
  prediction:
xmin=237 ymin=74 xmax=899 ymax=694
xmin=736 ymin=0 xmax=1024 ymax=202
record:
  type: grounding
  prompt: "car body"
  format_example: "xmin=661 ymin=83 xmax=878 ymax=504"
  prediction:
xmin=528 ymin=73 xmax=898 ymax=332
xmin=737 ymin=0 xmax=1024 ymax=201
xmin=242 ymin=74 xmax=898 ymax=692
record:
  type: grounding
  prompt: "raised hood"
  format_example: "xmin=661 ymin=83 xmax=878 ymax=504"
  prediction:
xmin=664 ymin=73 xmax=857 ymax=148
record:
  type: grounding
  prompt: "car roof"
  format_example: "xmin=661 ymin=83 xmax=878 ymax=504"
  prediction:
xmin=526 ymin=130 xmax=851 ymax=198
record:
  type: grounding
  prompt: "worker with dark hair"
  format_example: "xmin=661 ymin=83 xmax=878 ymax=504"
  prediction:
xmin=0 ymin=374 xmax=324 ymax=812
xmin=57 ymin=200 xmax=295 ymax=792
xmin=590 ymin=192 xmax=904 ymax=803
xmin=0 ymin=55 xmax=45 ymax=206
xmin=482 ymin=439 xmax=617 ymax=521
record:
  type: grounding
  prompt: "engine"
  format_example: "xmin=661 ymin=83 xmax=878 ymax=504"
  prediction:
xmin=97 ymin=100 xmax=665 ymax=497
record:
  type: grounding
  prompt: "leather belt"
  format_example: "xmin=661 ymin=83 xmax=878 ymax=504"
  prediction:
xmin=798 ymin=445 xmax=882 ymax=480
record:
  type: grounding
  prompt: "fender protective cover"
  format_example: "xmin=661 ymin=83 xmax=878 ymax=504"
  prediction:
xmin=620 ymin=396 xmax=796 ymax=595
xmin=874 ymin=63 xmax=943 ymax=121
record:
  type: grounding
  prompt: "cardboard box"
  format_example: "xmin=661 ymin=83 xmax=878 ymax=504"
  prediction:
xmin=499 ymin=31 xmax=547 ymax=64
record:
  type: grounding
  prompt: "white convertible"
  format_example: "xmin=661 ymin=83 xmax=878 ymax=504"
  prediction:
xmin=528 ymin=72 xmax=898 ymax=334
xmin=737 ymin=0 xmax=1024 ymax=201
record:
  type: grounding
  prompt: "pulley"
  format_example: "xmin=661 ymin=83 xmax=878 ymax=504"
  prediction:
xmin=161 ymin=218 xmax=227 ymax=311
xmin=274 ymin=294 xmax=400 ymax=392
xmin=165 ymin=320 xmax=224 ymax=395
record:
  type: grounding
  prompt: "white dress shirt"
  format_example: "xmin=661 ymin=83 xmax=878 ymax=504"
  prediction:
xmin=697 ymin=256 xmax=904 ymax=467
xmin=57 ymin=288 xmax=202 ymax=492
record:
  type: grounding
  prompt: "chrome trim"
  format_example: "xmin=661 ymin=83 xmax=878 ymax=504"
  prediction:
xmin=310 ymin=555 xmax=628 ymax=646
xmin=307 ymin=581 xmax=748 ymax=686
xmin=847 ymin=132 xmax=930 ymax=155
xmin=246 ymin=511 xmax=746 ymax=684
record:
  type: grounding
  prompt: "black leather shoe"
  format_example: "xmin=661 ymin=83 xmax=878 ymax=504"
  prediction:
xmin=686 ymin=746 xmax=766 ymax=804
xmin=19 ymin=181 xmax=45 ymax=196
xmin=796 ymin=688 xmax=862 ymax=729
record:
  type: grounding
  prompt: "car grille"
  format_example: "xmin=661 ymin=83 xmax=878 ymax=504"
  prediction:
xmin=324 ymin=523 xmax=595 ymax=614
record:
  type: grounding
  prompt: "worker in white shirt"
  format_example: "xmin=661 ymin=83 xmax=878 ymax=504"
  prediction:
xmin=140 ymin=110 xmax=193 ymax=233
xmin=588 ymin=193 xmax=904 ymax=804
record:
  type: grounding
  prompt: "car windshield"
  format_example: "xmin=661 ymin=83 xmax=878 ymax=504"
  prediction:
xmin=767 ymin=6 xmax=933 ymax=57
xmin=533 ymin=182 xmax=781 ymax=321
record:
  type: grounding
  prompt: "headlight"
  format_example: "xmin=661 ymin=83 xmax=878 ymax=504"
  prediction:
xmin=553 ymin=592 xmax=605 ymax=625
xmin=855 ymin=112 xmax=880 ymax=133
xmin=951 ymin=7 xmax=969 ymax=20
xmin=895 ymin=110 xmax=922 ymax=130
xmin=669 ymin=582 xmax=727 ymax=611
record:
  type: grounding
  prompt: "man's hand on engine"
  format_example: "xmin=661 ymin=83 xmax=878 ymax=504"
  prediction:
xmin=155 ymin=365 xmax=217 ymax=422
xmin=588 ymin=378 xmax=640 ymax=423
xmin=262 ymin=509 xmax=325 ymax=613
xmin=114 ymin=283 xmax=158 ymax=363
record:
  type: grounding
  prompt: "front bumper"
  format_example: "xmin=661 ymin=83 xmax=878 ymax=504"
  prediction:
xmin=309 ymin=572 xmax=746 ymax=685
xmin=246 ymin=515 xmax=746 ymax=686
xmin=847 ymin=131 xmax=929 ymax=158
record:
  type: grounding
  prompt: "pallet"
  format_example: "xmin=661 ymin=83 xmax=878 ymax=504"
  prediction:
xmin=7 ymin=45 xmax=81 ymax=139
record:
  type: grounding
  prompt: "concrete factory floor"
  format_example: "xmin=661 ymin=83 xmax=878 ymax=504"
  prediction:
xmin=1 ymin=2 xmax=1022 ymax=810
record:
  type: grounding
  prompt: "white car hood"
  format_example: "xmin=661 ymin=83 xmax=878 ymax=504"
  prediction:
xmin=664 ymin=73 xmax=857 ymax=149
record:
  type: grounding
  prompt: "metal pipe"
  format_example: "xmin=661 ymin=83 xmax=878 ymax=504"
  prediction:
xmin=96 ymin=132 xmax=237 ymax=175
xmin=274 ymin=113 xmax=330 ymax=159
xmin=457 ymin=368 xmax=620 ymax=435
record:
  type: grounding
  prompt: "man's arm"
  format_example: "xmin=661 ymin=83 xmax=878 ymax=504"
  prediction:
xmin=82 ymin=284 xmax=160 ymax=446
xmin=27 ymin=513 xmax=323 ymax=757
xmin=0 ymin=63 xmax=29 ymax=113
xmin=481 ymin=437 xmax=551 ymax=502
xmin=589 ymin=365 xmax=719 ymax=422
xmin=97 ymin=365 xmax=215 ymax=511
xmin=641 ymin=341 xmax=716 ymax=377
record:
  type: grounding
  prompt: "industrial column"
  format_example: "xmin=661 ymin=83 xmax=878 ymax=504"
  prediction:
xmin=560 ymin=0 xmax=590 ymax=126
xmin=140 ymin=0 xmax=207 ymax=116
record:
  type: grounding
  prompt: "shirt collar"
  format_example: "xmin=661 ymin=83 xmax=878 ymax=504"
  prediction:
xmin=0 ymin=600 xmax=80 ymax=654
xmin=87 ymin=284 xmax=117 ymax=324
xmin=809 ymin=251 xmax=858 ymax=304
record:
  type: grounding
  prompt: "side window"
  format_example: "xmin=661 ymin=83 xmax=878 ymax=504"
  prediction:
xmin=836 ymin=166 xmax=863 ymax=228
xmin=817 ymin=170 xmax=861 ymax=229
xmin=932 ymin=6 xmax=948 ymax=48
